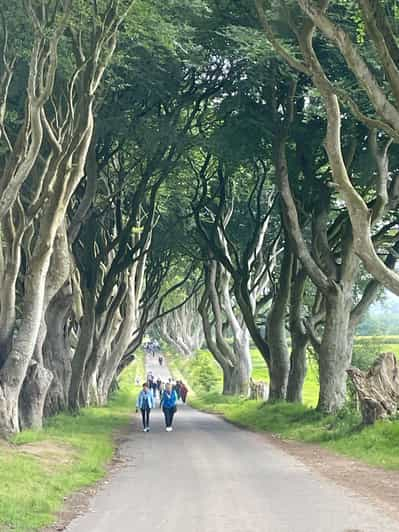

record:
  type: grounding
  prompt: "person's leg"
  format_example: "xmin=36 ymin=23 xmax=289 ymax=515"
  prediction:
xmin=166 ymin=407 xmax=173 ymax=427
xmin=169 ymin=407 xmax=175 ymax=427
xmin=163 ymin=407 xmax=169 ymax=427
xmin=145 ymin=408 xmax=150 ymax=428
xmin=167 ymin=408 xmax=173 ymax=427
xmin=141 ymin=409 xmax=146 ymax=429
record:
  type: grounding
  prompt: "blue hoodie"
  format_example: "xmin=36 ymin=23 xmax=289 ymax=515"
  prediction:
xmin=161 ymin=389 xmax=177 ymax=409
xmin=136 ymin=389 xmax=155 ymax=409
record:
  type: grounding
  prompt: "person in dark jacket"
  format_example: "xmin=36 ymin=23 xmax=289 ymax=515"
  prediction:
xmin=136 ymin=383 xmax=155 ymax=432
xmin=174 ymin=380 xmax=181 ymax=400
xmin=180 ymin=382 xmax=188 ymax=403
xmin=160 ymin=382 xmax=177 ymax=431
xmin=151 ymin=379 xmax=158 ymax=399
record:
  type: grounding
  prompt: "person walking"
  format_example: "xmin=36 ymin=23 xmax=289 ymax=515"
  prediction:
xmin=151 ymin=378 xmax=158 ymax=399
xmin=174 ymin=380 xmax=181 ymax=400
xmin=158 ymin=381 xmax=165 ymax=401
xmin=160 ymin=382 xmax=177 ymax=432
xmin=180 ymin=382 xmax=188 ymax=403
xmin=136 ymin=383 xmax=155 ymax=432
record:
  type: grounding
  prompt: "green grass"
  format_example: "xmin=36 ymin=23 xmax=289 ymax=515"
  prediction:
xmin=356 ymin=335 xmax=399 ymax=344
xmin=169 ymin=348 xmax=320 ymax=407
xmin=169 ymin=345 xmax=399 ymax=471
xmin=0 ymin=353 xmax=143 ymax=532
xmin=379 ymin=343 xmax=399 ymax=356
xmin=168 ymin=349 xmax=222 ymax=396
xmin=250 ymin=349 xmax=320 ymax=407
xmin=250 ymin=349 xmax=268 ymax=381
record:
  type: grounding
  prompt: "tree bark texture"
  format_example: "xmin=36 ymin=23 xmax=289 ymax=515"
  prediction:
xmin=267 ymin=245 xmax=293 ymax=401
xmin=347 ymin=353 xmax=399 ymax=425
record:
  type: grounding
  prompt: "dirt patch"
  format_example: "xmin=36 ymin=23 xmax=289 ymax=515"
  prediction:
xmin=261 ymin=432 xmax=399 ymax=521
xmin=19 ymin=441 xmax=77 ymax=471
xmin=0 ymin=439 xmax=12 ymax=451
xmin=0 ymin=438 xmax=76 ymax=472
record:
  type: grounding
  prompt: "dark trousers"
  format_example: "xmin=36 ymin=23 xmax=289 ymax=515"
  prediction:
xmin=163 ymin=406 xmax=175 ymax=427
xmin=141 ymin=408 xmax=150 ymax=428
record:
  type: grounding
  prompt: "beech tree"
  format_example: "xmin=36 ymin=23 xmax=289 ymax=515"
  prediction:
xmin=188 ymin=152 xmax=281 ymax=395
xmin=156 ymin=296 xmax=204 ymax=357
xmin=0 ymin=0 xmax=131 ymax=434
xmin=251 ymin=0 xmax=399 ymax=412
xmin=255 ymin=0 xmax=399 ymax=296
xmin=0 ymin=0 xmax=212 ymax=433
xmin=2 ymin=0 xmax=398 ymax=436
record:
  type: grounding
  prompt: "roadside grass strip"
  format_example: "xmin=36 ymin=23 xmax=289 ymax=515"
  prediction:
xmin=168 ymin=348 xmax=399 ymax=471
xmin=0 ymin=353 xmax=143 ymax=532
xmin=189 ymin=394 xmax=399 ymax=470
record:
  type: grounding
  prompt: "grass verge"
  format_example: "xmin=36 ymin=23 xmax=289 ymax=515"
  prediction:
xmin=0 ymin=353 xmax=143 ymax=532
xmin=167 ymin=349 xmax=399 ymax=471
xmin=190 ymin=393 xmax=399 ymax=470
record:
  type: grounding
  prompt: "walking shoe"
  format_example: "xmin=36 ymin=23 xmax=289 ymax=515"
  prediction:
xmin=146 ymin=427 xmax=150 ymax=432
xmin=165 ymin=427 xmax=172 ymax=432
xmin=143 ymin=428 xmax=147 ymax=432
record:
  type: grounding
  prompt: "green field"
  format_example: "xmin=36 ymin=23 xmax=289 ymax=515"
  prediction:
xmin=0 ymin=354 xmax=143 ymax=532
xmin=169 ymin=348 xmax=320 ymax=406
xmin=250 ymin=349 xmax=320 ymax=407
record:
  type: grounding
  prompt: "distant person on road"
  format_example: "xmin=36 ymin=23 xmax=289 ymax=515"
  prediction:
xmin=174 ymin=380 xmax=181 ymax=400
xmin=151 ymin=379 xmax=158 ymax=399
xmin=180 ymin=382 xmax=188 ymax=403
xmin=136 ymin=383 xmax=155 ymax=432
xmin=158 ymin=381 xmax=165 ymax=401
xmin=158 ymin=354 xmax=163 ymax=366
xmin=152 ymin=339 xmax=160 ymax=353
xmin=160 ymin=382 xmax=177 ymax=431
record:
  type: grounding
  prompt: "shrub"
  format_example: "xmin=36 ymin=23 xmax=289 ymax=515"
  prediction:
xmin=351 ymin=338 xmax=384 ymax=371
xmin=191 ymin=351 xmax=220 ymax=392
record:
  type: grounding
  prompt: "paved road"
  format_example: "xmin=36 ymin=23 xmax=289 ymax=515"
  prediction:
xmin=66 ymin=358 xmax=399 ymax=532
xmin=146 ymin=350 xmax=172 ymax=386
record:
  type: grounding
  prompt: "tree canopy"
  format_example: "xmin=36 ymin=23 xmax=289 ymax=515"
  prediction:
xmin=0 ymin=0 xmax=398 ymax=434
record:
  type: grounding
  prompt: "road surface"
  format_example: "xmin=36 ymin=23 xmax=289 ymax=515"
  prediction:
xmin=66 ymin=357 xmax=399 ymax=532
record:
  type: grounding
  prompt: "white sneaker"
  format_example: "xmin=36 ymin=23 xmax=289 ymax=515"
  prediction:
xmin=143 ymin=428 xmax=147 ymax=432
xmin=165 ymin=427 xmax=171 ymax=432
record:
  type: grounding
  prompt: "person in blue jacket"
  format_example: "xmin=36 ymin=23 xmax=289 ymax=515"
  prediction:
xmin=136 ymin=382 xmax=155 ymax=432
xmin=160 ymin=382 xmax=177 ymax=432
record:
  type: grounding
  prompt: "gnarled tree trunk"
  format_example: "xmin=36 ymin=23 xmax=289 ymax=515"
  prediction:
xmin=19 ymin=223 xmax=71 ymax=428
xmin=287 ymin=267 xmax=308 ymax=403
xmin=202 ymin=261 xmax=252 ymax=396
xmin=348 ymin=353 xmax=399 ymax=425
xmin=317 ymin=287 xmax=353 ymax=413
xmin=267 ymin=245 xmax=293 ymax=401
xmin=68 ymin=288 xmax=96 ymax=411
xmin=43 ymin=283 xmax=73 ymax=417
